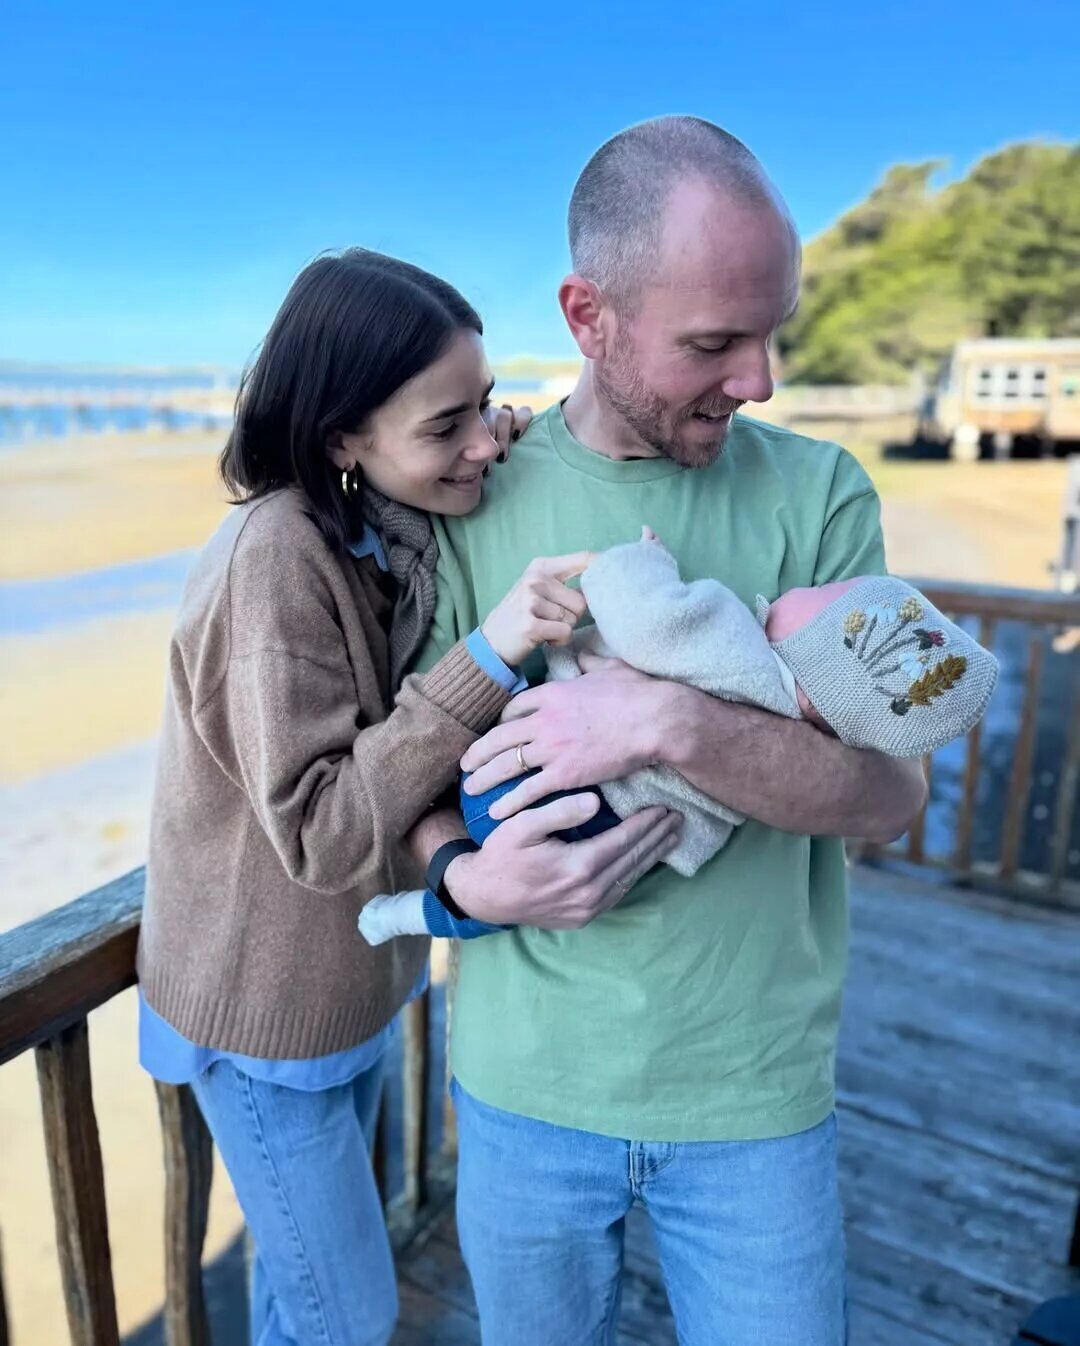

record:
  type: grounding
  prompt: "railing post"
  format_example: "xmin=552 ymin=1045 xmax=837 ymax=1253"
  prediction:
xmin=35 ymin=1018 xmax=120 ymax=1346
xmin=954 ymin=617 xmax=996 ymax=876
xmin=402 ymin=994 xmax=430 ymax=1212
xmin=154 ymin=1082 xmax=213 ymax=1346
xmin=1048 ymin=692 xmax=1080 ymax=901
xmin=1000 ymin=631 xmax=1046 ymax=881
xmin=442 ymin=946 xmax=460 ymax=1160
xmin=906 ymin=755 xmax=932 ymax=865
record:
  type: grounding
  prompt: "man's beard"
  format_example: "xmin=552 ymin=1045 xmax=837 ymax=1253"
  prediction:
xmin=595 ymin=339 xmax=742 ymax=468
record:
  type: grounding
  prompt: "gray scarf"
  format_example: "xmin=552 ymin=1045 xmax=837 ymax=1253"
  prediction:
xmin=360 ymin=487 xmax=439 ymax=689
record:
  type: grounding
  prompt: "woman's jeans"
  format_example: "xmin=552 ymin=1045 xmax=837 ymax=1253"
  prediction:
xmin=190 ymin=1056 xmax=395 ymax=1346
xmin=452 ymin=1079 xmax=847 ymax=1346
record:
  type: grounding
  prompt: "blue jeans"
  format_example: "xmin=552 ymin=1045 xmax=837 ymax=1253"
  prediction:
xmin=190 ymin=1057 xmax=395 ymax=1346
xmin=452 ymin=1080 xmax=846 ymax=1346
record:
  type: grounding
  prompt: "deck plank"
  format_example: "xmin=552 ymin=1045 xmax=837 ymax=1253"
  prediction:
xmin=840 ymin=868 xmax=1080 ymax=1182
xmin=846 ymin=1302 xmax=954 ymax=1346
xmin=846 ymin=1228 xmax=1035 ymax=1344
xmin=393 ymin=1279 xmax=478 ymax=1346
xmin=839 ymin=1109 xmax=1078 ymax=1300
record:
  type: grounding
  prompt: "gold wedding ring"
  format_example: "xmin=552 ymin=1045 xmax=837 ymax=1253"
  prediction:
xmin=515 ymin=743 xmax=529 ymax=773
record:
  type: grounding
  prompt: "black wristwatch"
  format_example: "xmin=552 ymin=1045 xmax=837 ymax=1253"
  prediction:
xmin=425 ymin=839 xmax=478 ymax=920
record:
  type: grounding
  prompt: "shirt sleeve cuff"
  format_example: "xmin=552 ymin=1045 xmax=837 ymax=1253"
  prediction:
xmin=465 ymin=628 xmax=529 ymax=695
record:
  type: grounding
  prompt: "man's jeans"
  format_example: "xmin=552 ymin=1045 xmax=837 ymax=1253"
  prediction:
xmin=452 ymin=1079 xmax=846 ymax=1346
xmin=191 ymin=1057 xmax=395 ymax=1346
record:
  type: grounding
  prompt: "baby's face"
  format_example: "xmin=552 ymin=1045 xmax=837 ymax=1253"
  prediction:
xmin=764 ymin=579 xmax=859 ymax=643
xmin=765 ymin=579 xmax=861 ymax=733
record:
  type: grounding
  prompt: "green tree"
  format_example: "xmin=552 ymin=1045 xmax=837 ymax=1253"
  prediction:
xmin=778 ymin=142 xmax=1080 ymax=384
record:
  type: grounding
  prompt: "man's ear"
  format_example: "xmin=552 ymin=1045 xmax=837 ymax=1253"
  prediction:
xmin=558 ymin=274 xmax=609 ymax=361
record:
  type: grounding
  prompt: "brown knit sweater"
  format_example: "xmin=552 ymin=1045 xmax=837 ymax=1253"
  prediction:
xmin=136 ymin=487 xmax=510 ymax=1058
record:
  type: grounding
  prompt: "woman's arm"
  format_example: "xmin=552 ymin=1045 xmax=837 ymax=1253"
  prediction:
xmin=197 ymin=640 xmax=509 ymax=895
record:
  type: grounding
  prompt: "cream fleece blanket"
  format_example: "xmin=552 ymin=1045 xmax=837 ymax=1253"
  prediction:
xmin=544 ymin=535 xmax=800 ymax=876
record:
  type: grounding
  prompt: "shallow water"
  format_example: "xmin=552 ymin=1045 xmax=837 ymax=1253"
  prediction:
xmin=0 ymin=549 xmax=197 ymax=635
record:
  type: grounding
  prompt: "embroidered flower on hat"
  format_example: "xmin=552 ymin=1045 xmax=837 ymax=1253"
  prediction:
xmin=840 ymin=588 xmax=967 ymax=717
xmin=890 ymin=655 xmax=968 ymax=716
xmin=842 ymin=609 xmax=867 ymax=648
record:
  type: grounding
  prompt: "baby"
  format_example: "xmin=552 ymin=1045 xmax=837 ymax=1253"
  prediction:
xmin=360 ymin=528 xmax=998 ymax=945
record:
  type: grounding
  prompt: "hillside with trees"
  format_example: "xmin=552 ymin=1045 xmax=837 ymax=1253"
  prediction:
xmin=777 ymin=141 xmax=1080 ymax=385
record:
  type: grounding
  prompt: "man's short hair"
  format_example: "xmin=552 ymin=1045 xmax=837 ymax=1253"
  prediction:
xmin=568 ymin=116 xmax=778 ymax=303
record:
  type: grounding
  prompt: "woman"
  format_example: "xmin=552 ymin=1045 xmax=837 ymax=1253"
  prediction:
xmin=135 ymin=248 xmax=598 ymax=1346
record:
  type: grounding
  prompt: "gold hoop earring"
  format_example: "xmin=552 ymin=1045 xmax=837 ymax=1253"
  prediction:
xmin=341 ymin=467 xmax=360 ymax=499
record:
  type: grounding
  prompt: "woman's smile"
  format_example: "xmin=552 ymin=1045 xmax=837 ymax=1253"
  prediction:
xmin=438 ymin=469 xmax=483 ymax=494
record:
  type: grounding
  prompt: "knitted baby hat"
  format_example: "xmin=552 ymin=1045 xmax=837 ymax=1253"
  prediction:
xmin=759 ymin=576 xmax=999 ymax=757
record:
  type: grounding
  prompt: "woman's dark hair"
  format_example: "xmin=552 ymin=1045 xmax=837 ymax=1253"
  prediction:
xmin=220 ymin=248 xmax=482 ymax=551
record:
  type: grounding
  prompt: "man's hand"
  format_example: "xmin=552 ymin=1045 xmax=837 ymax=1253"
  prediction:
xmin=459 ymin=659 xmax=663 ymax=821
xmin=444 ymin=795 xmax=681 ymax=929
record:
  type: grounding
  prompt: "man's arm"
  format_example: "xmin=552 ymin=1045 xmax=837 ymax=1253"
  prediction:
xmin=632 ymin=459 xmax=929 ymax=839
xmin=459 ymin=661 xmax=926 ymax=843
xmin=653 ymin=680 xmax=927 ymax=843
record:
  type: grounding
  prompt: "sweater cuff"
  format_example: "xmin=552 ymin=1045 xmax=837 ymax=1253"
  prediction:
xmin=465 ymin=627 xmax=529 ymax=695
xmin=413 ymin=640 xmax=512 ymax=734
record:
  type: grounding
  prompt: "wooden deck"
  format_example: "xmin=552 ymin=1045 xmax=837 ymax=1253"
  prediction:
xmin=389 ymin=863 xmax=1080 ymax=1346
xmin=119 ymin=862 xmax=1079 ymax=1345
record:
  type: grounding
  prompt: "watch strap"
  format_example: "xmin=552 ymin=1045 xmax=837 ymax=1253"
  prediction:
xmin=425 ymin=838 xmax=478 ymax=920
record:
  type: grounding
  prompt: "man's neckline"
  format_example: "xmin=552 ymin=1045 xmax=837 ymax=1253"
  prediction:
xmin=545 ymin=401 xmax=687 ymax=484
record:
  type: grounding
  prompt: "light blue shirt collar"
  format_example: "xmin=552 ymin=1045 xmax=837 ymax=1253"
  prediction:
xmin=348 ymin=524 xmax=388 ymax=573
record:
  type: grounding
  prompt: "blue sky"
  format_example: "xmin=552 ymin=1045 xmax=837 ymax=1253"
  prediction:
xmin=2 ymin=0 xmax=1076 ymax=369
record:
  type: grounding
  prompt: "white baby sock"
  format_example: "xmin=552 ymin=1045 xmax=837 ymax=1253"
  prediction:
xmin=358 ymin=890 xmax=429 ymax=945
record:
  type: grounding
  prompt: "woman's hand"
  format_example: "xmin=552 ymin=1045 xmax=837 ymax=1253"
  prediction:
xmin=481 ymin=553 xmax=597 ymax=666
xmin=482 ymin=403 xmax=532 ymax=464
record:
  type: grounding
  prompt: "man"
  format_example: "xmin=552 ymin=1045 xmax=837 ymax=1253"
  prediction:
xmin=411 ymin=116 xmax=926 ymax=1345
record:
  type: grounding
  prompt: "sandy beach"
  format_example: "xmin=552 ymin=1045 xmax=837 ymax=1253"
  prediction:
xmin=0 ymin=421 xmax=1070 ymax=1343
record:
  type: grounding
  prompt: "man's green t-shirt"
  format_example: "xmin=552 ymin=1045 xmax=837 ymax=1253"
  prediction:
xmin=414 ymin=403 xmax=886 ymax=1141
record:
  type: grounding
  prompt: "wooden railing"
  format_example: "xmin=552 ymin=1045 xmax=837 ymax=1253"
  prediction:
xmin=859 ymin=579 xmax=1080 ymax=905
xmin=2 ymin=577 xmax=1076 ymax=1342
xmin=0 ymin=871 xmax=452 ymax=1345
xmin=771 ymin=382 xmax=922 ymax=420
